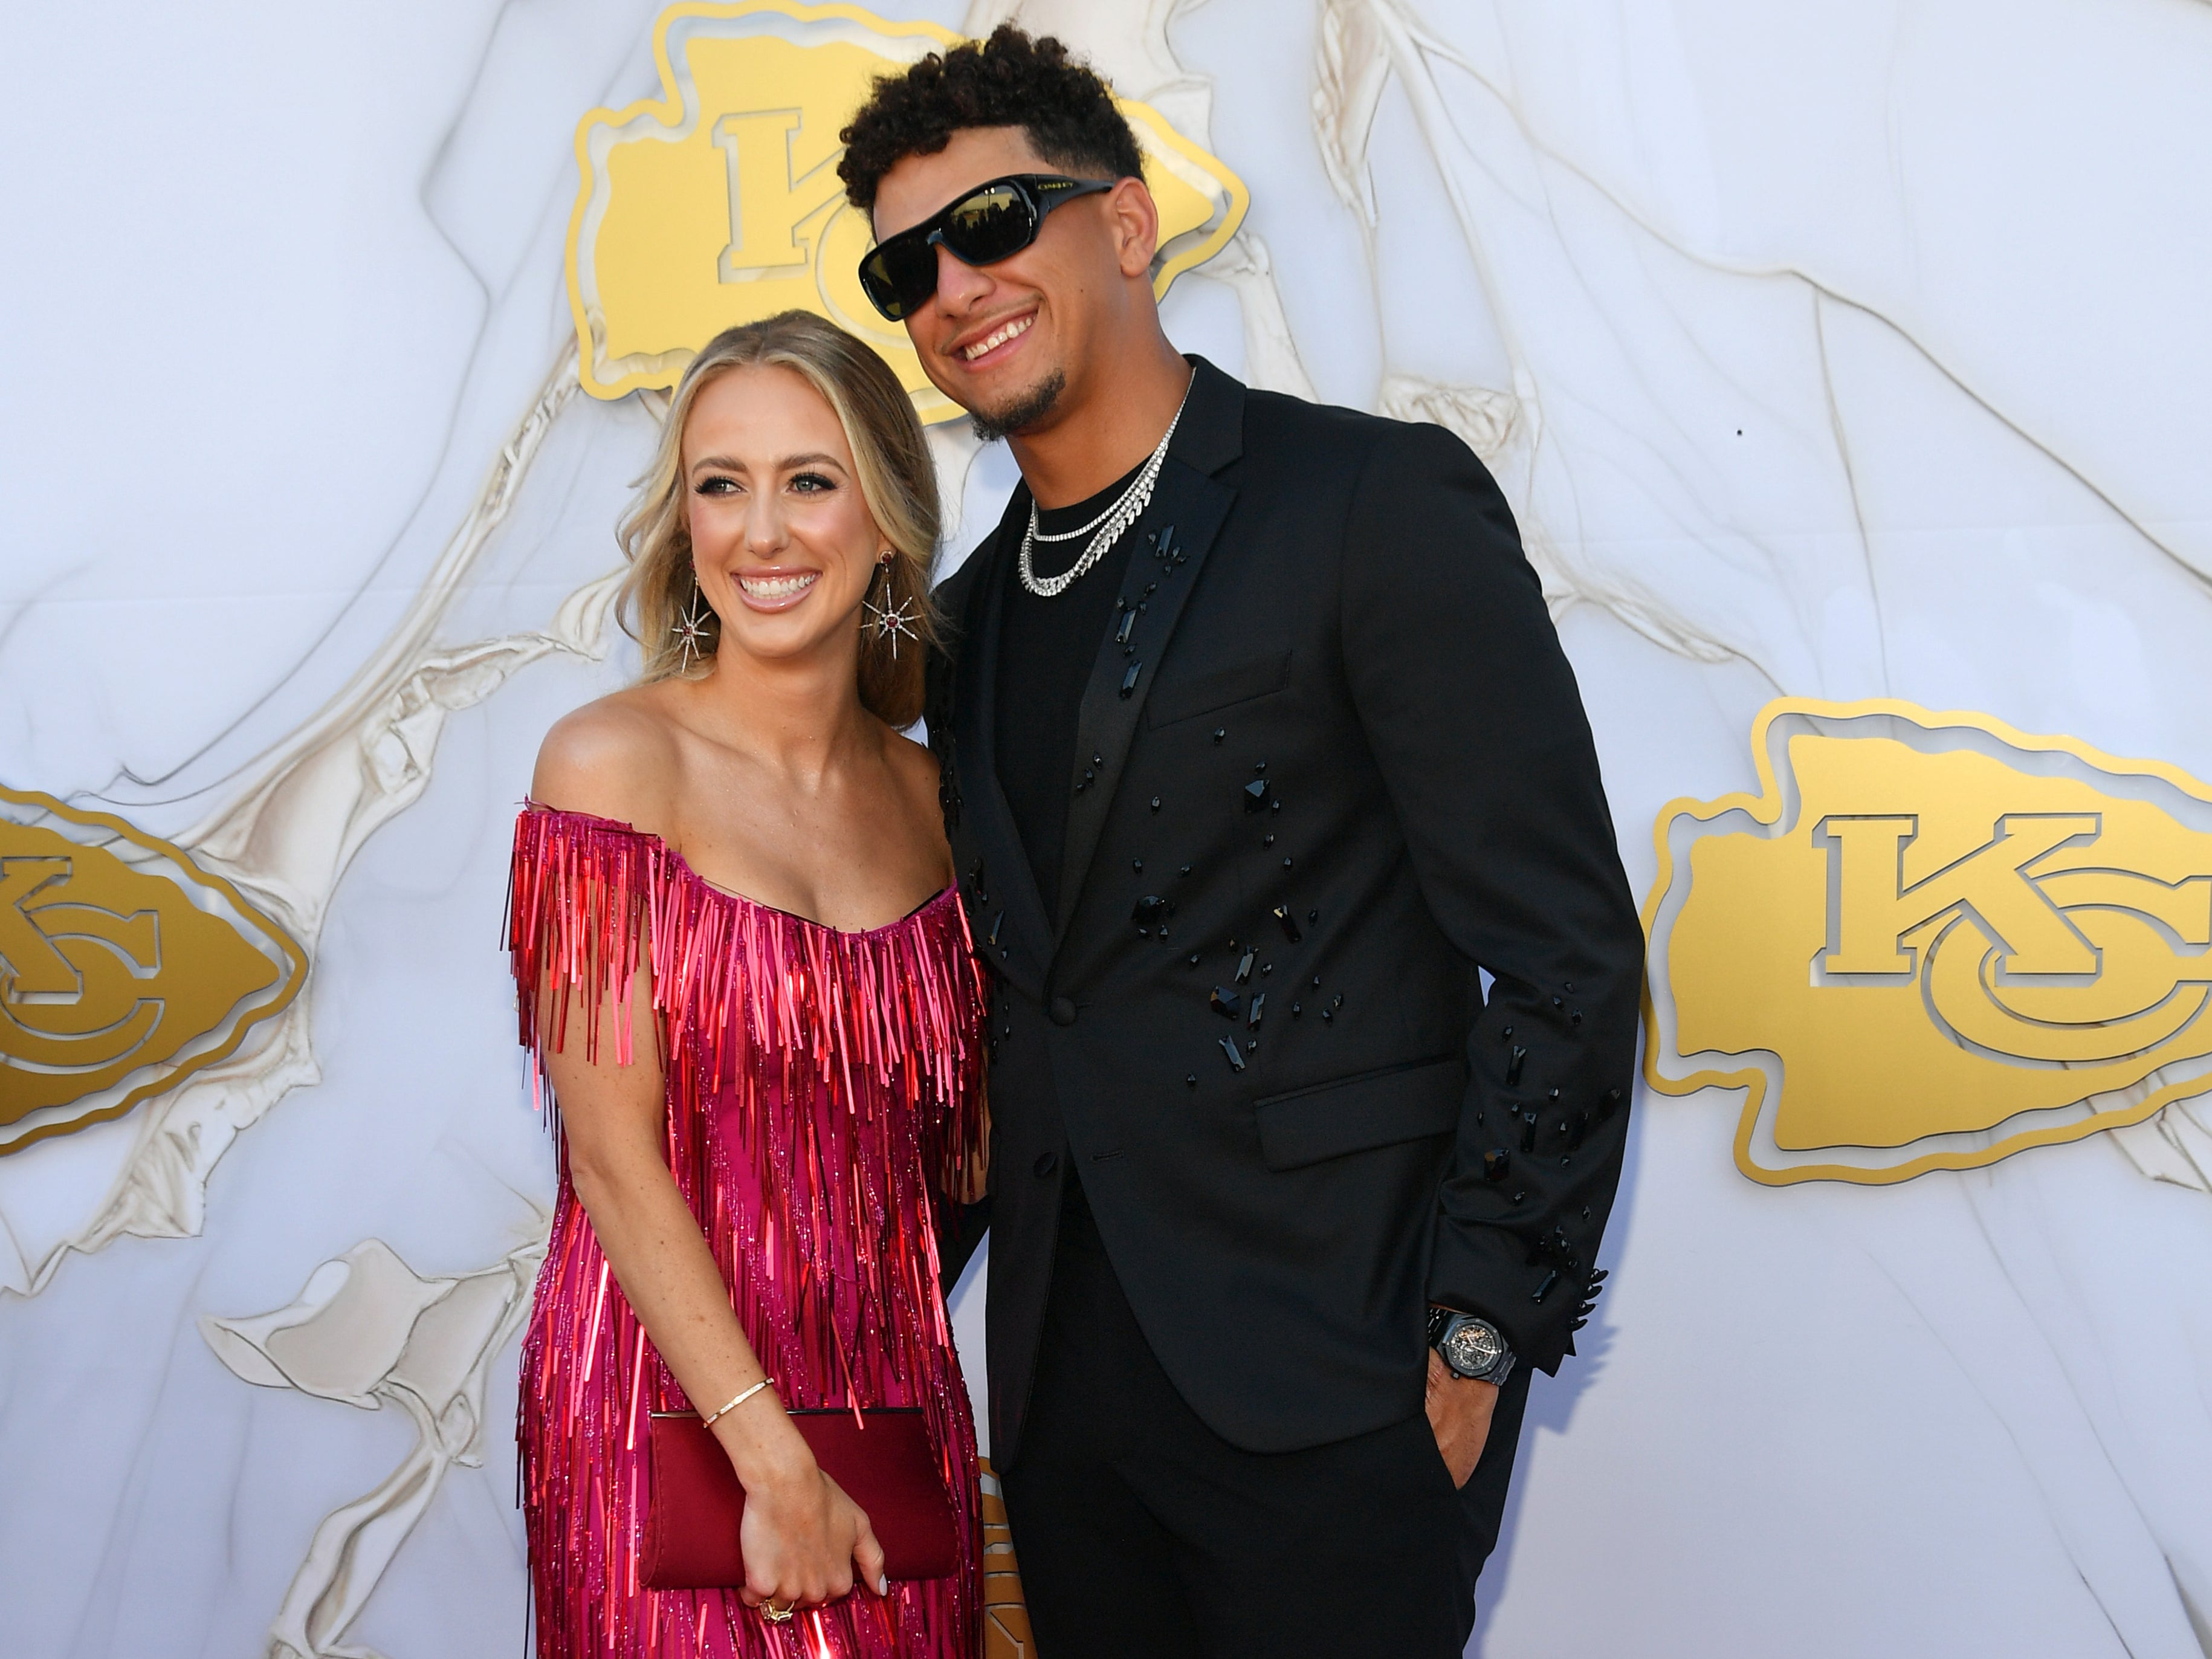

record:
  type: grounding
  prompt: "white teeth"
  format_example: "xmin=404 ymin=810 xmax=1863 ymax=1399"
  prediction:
xmin=738 ymin=572 xmax=818 ymax=600
xmin=962 ymin=314 xmax=1032 ymax=360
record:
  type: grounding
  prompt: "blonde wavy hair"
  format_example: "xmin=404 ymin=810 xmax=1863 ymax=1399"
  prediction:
xmin=616 ymin=311 xmax=943 ymax=726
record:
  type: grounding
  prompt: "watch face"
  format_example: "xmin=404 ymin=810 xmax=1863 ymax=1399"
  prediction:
xmin=1443 ymin=1319 xmax=1504 ymax=1376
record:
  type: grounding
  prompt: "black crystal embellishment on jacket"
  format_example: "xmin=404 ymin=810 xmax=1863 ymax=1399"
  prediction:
xmin=1243 ymin=779 xmax=1270 ymax=812
xmin=1236 ymin=949 xmax=1255 ymax=983
xmin=1273 ymin=904 xmax=1302 ymax=943
xmin=1505 ymin=1046 xmax=1526 ymax=1085
xmin=1247 ymin=994 xmax=1265 ymax=1029
xmin=1219 ymin=1036 xmax=1246 ymax=1072
xmin=1482 ymin=1149 xmax=1511 ymax=1182
xmin=1120 ymin=662 xmax=1142 ymax=699
xmin=1209 ymin=987 xmax=1241 ymax=1019
xmin=1131 ymin=895 xmax=1172 ymax=927
xmin=1116 ymin=610 xmax=1136 ymax=646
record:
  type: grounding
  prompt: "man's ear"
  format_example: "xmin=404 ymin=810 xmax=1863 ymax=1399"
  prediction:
xmin=1107 ymin=176 xmax=1163 ymax=279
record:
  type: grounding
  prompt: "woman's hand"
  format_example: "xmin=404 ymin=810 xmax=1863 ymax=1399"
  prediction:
xmin=735 ymin=1443 xmax=889 ymax=1615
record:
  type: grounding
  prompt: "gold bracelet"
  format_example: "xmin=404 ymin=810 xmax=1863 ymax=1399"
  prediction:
xmin=699 ymin=1377 xmax=773 ymax=1428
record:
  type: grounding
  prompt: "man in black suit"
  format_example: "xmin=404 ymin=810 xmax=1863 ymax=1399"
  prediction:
xmin=839 ymin=27 xmax=1643 ymax=1658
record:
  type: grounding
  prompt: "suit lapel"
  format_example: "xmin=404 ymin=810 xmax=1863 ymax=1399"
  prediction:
xmin=1052 ymin=361 xmax=1246 ymax=942
xmin=947 ymin=487 xmax=1053 ymax=994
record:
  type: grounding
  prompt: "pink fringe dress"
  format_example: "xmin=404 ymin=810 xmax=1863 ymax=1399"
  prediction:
xmin=508 ymin=807 xmax=986 ymax=1658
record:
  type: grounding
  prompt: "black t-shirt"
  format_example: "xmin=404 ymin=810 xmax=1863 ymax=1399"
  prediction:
xmin=994 ymin=459 xmax=1148 ymax=918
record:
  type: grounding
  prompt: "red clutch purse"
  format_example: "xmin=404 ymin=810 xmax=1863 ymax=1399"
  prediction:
xmin=642 ymin=1407 xmax=961 ymax=1590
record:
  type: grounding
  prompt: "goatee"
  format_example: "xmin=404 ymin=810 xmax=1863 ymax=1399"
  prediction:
xmin=969 ymin=370 xmax=1066 ymax=444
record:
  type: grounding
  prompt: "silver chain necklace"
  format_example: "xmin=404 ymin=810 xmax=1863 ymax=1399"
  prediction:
xmin=1017 ymin=382 xmax=1192 ymax=599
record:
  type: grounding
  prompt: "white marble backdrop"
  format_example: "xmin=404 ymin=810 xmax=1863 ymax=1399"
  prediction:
xmin=4 ymin=1 xmax=2210 ymax=1655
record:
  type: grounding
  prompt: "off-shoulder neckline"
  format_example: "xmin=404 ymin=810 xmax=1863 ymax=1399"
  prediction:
xmin=523 ymin=801 xmax=957 ymax=942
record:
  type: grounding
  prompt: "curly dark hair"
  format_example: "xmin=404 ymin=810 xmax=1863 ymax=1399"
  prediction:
xmin=837 ymin=25 xmax=1145 ymax=213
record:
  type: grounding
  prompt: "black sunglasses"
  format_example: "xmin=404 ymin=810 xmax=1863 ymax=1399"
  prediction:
xmin=857 ymin=173 xmax=1116 ymax=322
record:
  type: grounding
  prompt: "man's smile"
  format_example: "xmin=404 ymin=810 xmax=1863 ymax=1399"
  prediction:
xmin=949 ymin=308 xmax=1037 ymax=367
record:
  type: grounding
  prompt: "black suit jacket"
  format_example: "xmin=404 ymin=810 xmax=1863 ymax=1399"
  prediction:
xmin=925 ymin=358 xmax=1643 ymax=1461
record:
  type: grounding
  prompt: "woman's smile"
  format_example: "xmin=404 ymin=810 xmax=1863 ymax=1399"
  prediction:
xmin=734 ymin=567 xmax=821 ymax=610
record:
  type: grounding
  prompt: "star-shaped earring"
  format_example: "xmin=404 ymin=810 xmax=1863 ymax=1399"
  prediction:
xmin=672 ymin=589 xmax=714 ymax=670
xmin=862 ymin=561 xmax=919 ymax=658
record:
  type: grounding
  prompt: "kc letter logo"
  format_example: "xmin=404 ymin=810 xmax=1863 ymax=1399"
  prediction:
xmin=0 ymin=787 xmax=305 ymax=1154
xmin=1643 ymin=700 xmax=2212 ymax=1184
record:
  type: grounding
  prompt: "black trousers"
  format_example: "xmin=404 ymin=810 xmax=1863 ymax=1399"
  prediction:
xmin=1000 ymin=1180 xmax=1531 ymax=1658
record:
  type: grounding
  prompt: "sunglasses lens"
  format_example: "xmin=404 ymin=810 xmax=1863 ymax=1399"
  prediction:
xmin=940 ymin=183 xmax=1038 ymax=265
xmin=859 ymin=235 xmax=940 ymax=321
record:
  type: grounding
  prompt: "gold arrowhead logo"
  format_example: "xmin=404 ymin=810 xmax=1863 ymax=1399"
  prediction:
xmin=0 ymin=786 xmax=306 ymax=1154
xmin=564 ymin=1 xmax=1250 ymax=415
xmin=1642 ymin=699 xmax=2212 ymax=1184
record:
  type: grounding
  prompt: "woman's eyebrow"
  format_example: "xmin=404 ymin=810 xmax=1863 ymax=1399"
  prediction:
xmin=687 ymin=453 xmax=848 ymax=476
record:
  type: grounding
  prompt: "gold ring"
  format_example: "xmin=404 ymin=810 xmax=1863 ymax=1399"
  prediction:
xmin=760 ymin=1599 xmax=795 ymax=1624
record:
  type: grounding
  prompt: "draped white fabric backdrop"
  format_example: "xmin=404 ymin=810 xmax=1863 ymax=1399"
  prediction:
xmin=4 ymin=2 xmax=2211 ymax=1655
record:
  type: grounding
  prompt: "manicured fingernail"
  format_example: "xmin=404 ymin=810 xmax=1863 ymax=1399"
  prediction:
xmin=878 ymin=1574 xmax=889 ymax=1595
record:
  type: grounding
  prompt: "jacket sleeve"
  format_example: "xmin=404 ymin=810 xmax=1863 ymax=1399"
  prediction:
xmin=1338 ymin=420 xmax=1644 ymax=1374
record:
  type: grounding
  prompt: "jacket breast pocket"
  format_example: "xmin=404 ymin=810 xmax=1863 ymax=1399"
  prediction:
xmin=1145 ymin=650 xmax=1293 ymax=729
xmin=1252 ymin=1054 xmax=1465 ymax=1172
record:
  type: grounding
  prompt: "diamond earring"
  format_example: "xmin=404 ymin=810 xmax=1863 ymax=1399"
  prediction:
xmin=672 ymin=585 xmax=714 ymax=670
xmin=862 ymin=557 xmax=919 ymax=658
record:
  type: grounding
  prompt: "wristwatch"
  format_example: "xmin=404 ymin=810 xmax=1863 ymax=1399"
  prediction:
xmin=1427 ymin=1307 xmax=1516 ymax=1386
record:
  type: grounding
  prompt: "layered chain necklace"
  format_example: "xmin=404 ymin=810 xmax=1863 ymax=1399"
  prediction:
xmin=1017 ymin=380 xmax=1193 ymax=599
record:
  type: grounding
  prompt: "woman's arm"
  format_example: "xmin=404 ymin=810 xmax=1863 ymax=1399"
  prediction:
xmin=542 ymin=972 xmax=886 ymax=1607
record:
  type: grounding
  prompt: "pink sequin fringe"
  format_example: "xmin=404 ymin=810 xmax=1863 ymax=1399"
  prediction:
xmin=508 ymin=807 xmax=987 ymax=1658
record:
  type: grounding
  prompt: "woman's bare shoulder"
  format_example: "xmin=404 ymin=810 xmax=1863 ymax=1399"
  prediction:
xmin=532 ymin=687 xmax=682 ymax=829
xmin=880 ymin=726 xmax=951 ymax=853
xmin=882 ymin=726 xmax=944 ymax=807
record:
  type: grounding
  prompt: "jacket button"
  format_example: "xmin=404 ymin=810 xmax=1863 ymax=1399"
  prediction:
xmin=1033 ymin=1151 xmax=1058 ymax=1178
xmin=1049 ymin=996 xmax=1077 ymax=1026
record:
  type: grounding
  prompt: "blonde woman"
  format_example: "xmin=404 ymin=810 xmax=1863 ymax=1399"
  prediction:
xmin=508 ymin=311 xmax=985 ymax=1657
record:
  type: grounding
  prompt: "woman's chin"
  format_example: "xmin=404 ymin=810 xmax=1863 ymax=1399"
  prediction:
xmin=713 ymin=618 xmax=859 ymax=672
